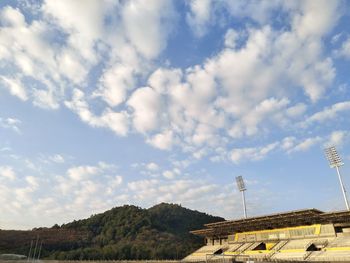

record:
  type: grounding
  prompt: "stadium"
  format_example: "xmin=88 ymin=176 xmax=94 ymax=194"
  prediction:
xmin=184 ymin=147 xmax=350 ymax=262
xmin=184 ymin=209 xmax=350 ymax=262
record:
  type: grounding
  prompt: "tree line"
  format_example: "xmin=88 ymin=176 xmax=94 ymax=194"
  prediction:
xmin=0 ymin=203 xmax=224 ymax=260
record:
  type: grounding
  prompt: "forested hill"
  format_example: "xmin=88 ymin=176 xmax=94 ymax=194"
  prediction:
xmin=0 ymin=203 xmax=224 ymax=260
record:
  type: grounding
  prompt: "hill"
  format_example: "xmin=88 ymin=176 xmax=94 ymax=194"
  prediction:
xmin=0 ymin=203 xmax=224 ymax=260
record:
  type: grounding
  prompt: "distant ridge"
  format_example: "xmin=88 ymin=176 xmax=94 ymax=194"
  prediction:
xmin=0 ymin=203 xmax=224 ymax=260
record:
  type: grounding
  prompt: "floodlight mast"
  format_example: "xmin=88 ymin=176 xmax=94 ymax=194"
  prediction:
xmin=236 ymin=176 xmax=247 ymax=218
xmin=324 ymin=146 xmax=349 ymax=211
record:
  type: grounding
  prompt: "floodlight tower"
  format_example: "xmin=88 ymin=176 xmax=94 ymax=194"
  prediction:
xmin=236 ymin=176 xmax=247 ymax=218
xmin=324 ymin=146 xmax=350 ymax=211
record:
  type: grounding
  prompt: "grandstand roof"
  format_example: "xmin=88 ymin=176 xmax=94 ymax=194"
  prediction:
xmin=191 ymin=209 xmax=350 ymax=237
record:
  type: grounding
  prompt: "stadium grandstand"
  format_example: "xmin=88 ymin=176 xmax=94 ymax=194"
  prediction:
xmin=183 ymin=209 xmax=350 ymax=262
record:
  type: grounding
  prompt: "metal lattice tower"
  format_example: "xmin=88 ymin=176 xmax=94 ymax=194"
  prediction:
xmin=324 ymin=146 xmax=349 ymax=211
xmin=236 ymin=176 xmax=247 ymax=218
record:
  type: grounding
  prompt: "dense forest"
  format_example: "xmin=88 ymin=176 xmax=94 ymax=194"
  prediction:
xmin=0 ymin=203 xmax=224 ymax=260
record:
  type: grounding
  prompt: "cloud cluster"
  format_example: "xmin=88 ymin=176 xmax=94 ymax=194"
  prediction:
xmin=186 ymin=0 xmax=212 ymax=37
xmin=335 ymin=37 xmax=350 ymax=59
xmin=0 ymin=159 xmax=267 ymax=229
xmin=0 ymin=166 xmax=16 ymax=180
xmin=0 ymin=0 xmax=176 ymax=109
xmin=0 ymin=161 xmax=125 ymax=228
xmin=65 ymin=89 xmax=129 ymax=136
xmin=301 ymin=101 xmax=350 ymax=127
xmin=101 ymin=1 xmax=338 ymax=159
xmin=1 ymin=0 xmax=349 ymax=231
xmin=0 ymin=117 xmax=21 ymax=133
xmin=0 ymin=0 xmax=346 ymax=165
xmin=229 ymin=130 xmax=350 ymax=164
xmin=131 ymin=0 xmax=339 ymax=158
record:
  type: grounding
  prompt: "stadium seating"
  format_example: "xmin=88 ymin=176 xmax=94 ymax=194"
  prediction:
xmin=185 ymin=209 xmax=350 ymax=262
xmin=183 ymin=244 xmax=228 ymax=262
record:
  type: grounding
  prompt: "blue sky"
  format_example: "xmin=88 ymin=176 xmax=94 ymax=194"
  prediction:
xmin=0 ymin=0 xmax=350 ymax=230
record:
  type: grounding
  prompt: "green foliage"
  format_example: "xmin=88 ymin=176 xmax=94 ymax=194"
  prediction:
xmin=1 ymin=203 xmax=224 ymax=260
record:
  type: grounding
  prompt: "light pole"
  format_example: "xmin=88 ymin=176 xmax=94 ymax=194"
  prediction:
xmin=236 ymin=176 xmax=247 ymax=218
xmin=324 ymin=146 xmax=349 ymax=211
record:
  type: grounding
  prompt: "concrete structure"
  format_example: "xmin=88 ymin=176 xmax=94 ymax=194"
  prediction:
xmin=0 ymin=254 xmax=27 ymax=260
xmin=184 ymin=209 xmax=350 ymax=262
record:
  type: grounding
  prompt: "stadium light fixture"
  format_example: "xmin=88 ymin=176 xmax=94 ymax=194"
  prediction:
xmin=236 ymin=176 xmax=247 ymax=218
xmin=324 ymin=146 xmax=349 ymax=211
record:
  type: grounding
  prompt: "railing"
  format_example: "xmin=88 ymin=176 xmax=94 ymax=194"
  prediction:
xmin=228 ymin=243 xmax=244 ymax=253
xmin=267 ymin=240 xmax=289 ymax=259
xmin=205 ymin=253 xmax=250 ymax=263
xmin=236 ymin=243 xmax=254 ymax=253
xmin=303 ymin=250 xmax=313 ymax=260
xmin=303 ymin=238 xmax=330 ymax=260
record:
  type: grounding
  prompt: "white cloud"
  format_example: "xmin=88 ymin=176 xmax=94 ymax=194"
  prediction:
xmin=163 ymin=170 xmax=175 ymax=179
xmin=224 ymin=1 xmax=282 ymax=25
xmin=0 ymin=6 xmax=64 ymax=106
xmin=25 ymin=159 xmax=37 ymax=170
xmin=0 ymin=76 xmax=27 ymax=101
xmin=127 ymin=87 xmax=161 ymax=133
xmin=335 ymin=37 xmax=350 ymax=59
xmin=14 ymin=187 xmax=34 ymax=205
xmin=96 ymin=64 xmax=135 ymax=107
xmin=148 ymin=67 xmax=182 ymax=94
xmin=281 ymin=137 xmax=297 ymax=151
xmin=136 ymin=7 xmax=338 ymax=153
xmin=123 ymin=177 xmax=268 ymax=219
xmin=291 ymin=0 xmax=340 ymax=38
xmin=32 ymin=89 xmax=59 ymax=109
xmin=49 ymin=154 xmax=65 ymax=164
xmin=186 ymin=0 xmax=212 ymax=37
xmin=65 ymin=89 xmax=129 ymax=136
xmin=0 ymin=6 xmax=54 ymax=67
xmin=127 ymin=178 xmax=216 ymax=205
xmin=57 ymin=48 xmax=89 ymax=85
xmin=0 ymin=0 xmax=180 ymax=112
xmin=0 ymin=0 xmax=346 ymax=166
xmin=99 ymin=109 xmax=129 ymax=136
xmin=0 ymin=147 xmax=11 ymax=152
xmin=25 ymin=176 xmax=39 ymax=190
xmin=42 ymin=0 xmax=108 ymax=63
xmin=286 ymin=103 xmax=307 ymax=118
xmin=67 ymin=165 xmax=100 ymax=181
xmin=280 ymin=132 xmax=350 ymax=155
xmin=288 ymin=136 xmax=323 ymax=153
xmin=128 ymin=179 xmax=158 ymax=192
xmin=0 ymin=117 xmax=21 ymax=133
xmin=230 ymin=143 xmax=279 ymax=164
xmin=0 ymin=5 xmax=26 ymax=27
xmin=0 ymin=166 xmax=16 ymax=180
xmin=192 ymin=124 xmax=216 ymax=146
xmin=146 ymin=162 xmax=159 ymax=171
xmin=122 ymin=0 xmax=176 ymax=59
xmin=110 ymin=176 xmax=123 ymax=188
xmin=229 ymin=132 xmax=341 ymax=162
xmin=143 ymin=3 xmax=340 ymax=156
xmin=1 ymin=0 xmax=350 ymax=230
xmin=302 ymin=101 xmax=350 ymax=126
xmin=147 ymin=130 xmax=174 ymax=150
xmin=64 ymin=89 xmax=94 ymax=123
xmin=325 ymin=131 xmax=350 ymax=147
xmin=47 ymin=162 xmax=125 ymax=222
xmin=224 ymin=29 xmax=240 ymax=49
xmin=228 ymin=97 xmax=290 ymax=138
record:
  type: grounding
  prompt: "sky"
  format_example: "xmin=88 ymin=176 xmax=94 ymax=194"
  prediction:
xmin=0 ymin=0 xmax=350 ymax=230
